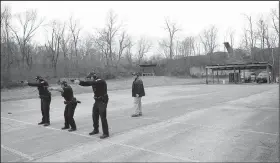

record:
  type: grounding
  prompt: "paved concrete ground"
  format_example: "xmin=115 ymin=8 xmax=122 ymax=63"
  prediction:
xmin=1 ymin=84 xmax=279 ymax=162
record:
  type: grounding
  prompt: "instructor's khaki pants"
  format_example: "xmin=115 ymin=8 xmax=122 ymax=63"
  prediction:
xmin=134 ymin=97 xmax=142 ymax=114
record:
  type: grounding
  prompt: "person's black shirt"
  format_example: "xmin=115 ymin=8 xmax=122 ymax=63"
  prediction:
xmin=61 ymin=85 xmax=74 ymax=101
xmin=79 ymin=78 xmax=107 ymax=97
xmin=28 ymin=80 xmax=51 ymax=98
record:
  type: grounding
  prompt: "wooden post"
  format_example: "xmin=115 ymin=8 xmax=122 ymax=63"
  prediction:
xmin=238 ymin=68 xmax=241 ymax=83
xmin=266 ymin=65 xmax=269 ymax=84
xmin=206 ymin=68 xmax=208 ymax=84
xmin=213 ymin=69 xmax=215 ymax=84
xmin=243 ymin=69 xmax=245 ymax=83
xmin=233 ymin=68 xmax=236 ymax=84
xmin=217 ymin=69 xmax=219 ymax=83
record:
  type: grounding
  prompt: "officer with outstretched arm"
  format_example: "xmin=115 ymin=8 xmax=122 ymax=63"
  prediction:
xmin=49 ymin=80 xmax=81 ymax=132
xmin=21 ymin=76 xmax=51 ymax=126
xmin=71 ymin=71 xmax=109 ymax=139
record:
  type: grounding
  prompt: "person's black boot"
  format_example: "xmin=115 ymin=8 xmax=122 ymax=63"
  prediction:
xmin=100 ymin=134 xmax=109 ymax=139
xmin=68 ymin=128 xmax=77 ymax=132
xmin=131 ymin=114 xmax=140 ymax=117
xmin=38 ymin=122 xmax=44 ymax=125
xmin=61 ymin=126 xmax=70 ymax=130
xmin=89 ymin=130 xmax=99 ymax=135
xmin=43 ymin=123 xmax=50 ymax=126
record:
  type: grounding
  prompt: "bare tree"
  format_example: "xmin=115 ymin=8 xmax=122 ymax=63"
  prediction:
xmin=124 ymin=39 xmax=134 ymax=65
xmin=194 ymin=36 xmax=202 ymax=56
xmin=60 ymin=22 xmax=71 ymax=76
xmin=243 ymin=14 xmax=258 ymax=60
xmin=9 ymin=9 xmax=44 ymax=69
xmin=178 ymin=36 xmax=195 ymax=57
xmin=200 ymin=25 xmax=218 ymax=63
xmin=158 ymin=39 xmax=170 ymax=59
xmin=95 ymin=10 xmax=121 ymax=69
xmin=94 ymin=29 xmax=109 ymax=67
xmin=116 ymin=31 xmax=130 ymax=66
xmin=224 ymin=28 xmax=235 ymax=51
xmin=106 ymin=10 xmax=121 ymax=66
xmin=1 ymin=6 xmax=14 ymax=81
xmin=271 ymin=8 xmax=279 ymax=46
xmin=164 ymin=18 xmax=180 ymax=59
xmin=68 ymin=16 xmax=81 ymax=69
xmin=82 ymin=35 xmax=95 ymax=57
xmin=256 ymin=16 xmax=267 ymax=49
xmin=240 ymin=27 xmax=250 ymax=54
xmin=264 ymin=22 xmax=278 ymax=81
xmin=136 ymin=37 xmax=152 ymax=64
xmin=45 ymin=20 xmax=64 ymax=76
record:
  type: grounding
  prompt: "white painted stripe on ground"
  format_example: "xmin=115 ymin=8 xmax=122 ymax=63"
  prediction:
xmin=180 ymin=122 xmax=279 ymax=136
xmin=4 ymin=108 xmax=38 ymax=113
xmin=1 ymin=144 xmax=34 ymax=161
xmin=1 ymin=117 xmax=199 ymax=162
xmin=256 ymin=115 xmax=274 ymax=126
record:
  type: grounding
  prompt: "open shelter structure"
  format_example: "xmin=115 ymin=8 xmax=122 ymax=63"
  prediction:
xmin=139 ymin=64 xmax=157 ymax=76
xmin=205 ymin=62 xmax=273 ymax=84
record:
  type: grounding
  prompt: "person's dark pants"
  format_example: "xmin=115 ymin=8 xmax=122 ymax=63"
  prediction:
xmin=64 ymin=102 xmax=77 ymax=129
xmin=40 ymin=97 xmax=51 ymax=123
xmin=92 ymin=97 xmax=109 ymax=135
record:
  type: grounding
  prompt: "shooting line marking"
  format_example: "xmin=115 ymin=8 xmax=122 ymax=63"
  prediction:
xmin=1 ymin=144 xmax=34 ymax=161
xmin=256 ymin=115 xmax=274 ymax=126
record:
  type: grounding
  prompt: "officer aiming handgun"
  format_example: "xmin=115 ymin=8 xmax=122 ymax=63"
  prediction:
xmin=71 ymin=71 xmax=109 ymax=139
xmin=49 ymin=80 xmax=80 ymax=132
xmin=20 ymin=76 xmax=52 ymax=126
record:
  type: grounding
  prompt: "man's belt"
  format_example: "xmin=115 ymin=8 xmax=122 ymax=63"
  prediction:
xmin=94 ymin=94 xmax=108 ymax=103
xmin=64 ymin=97 xmax=81 ymax=105
xmin=39 ymin=95 xmax=51 ymax=99
xmin=94 ymin=94 xmax=108 ymax=99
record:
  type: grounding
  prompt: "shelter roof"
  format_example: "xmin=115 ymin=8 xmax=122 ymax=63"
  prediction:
xmin=206 ymin=62 xmax=272 ymax=70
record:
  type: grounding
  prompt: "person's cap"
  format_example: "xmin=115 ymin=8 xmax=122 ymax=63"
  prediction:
xmin=86 ymin=71 xmax=97 ymax=78
xmin=60 ymin=81 xmax=67 ymax=85
xmin=35 ymin=76 xmax=43 ymax=80
xmin=132 ymin=72 xmax=141 ymax=76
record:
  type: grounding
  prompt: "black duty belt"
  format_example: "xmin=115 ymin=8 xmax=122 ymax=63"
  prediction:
xmin=39 ymin=95 xmax=51 ymax=99
xmin=94 ymin=94 xmax=108 ymax=99
xmin=64 ymin=97 xmax=81 ymax=105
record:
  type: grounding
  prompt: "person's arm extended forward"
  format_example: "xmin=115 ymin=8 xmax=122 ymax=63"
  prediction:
xmin=49 ymin=87 xmax=64 ymax=93
xmin=79 ymin=80 xmax=97 ymax=86
xmin=27 ymin=81 xmax=47 ymax=87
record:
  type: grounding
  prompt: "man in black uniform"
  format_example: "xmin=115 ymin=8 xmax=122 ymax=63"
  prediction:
xmin=21 ymin=76 xmax=51 ymax=126
xmin=72 ymin=71 xmax=109 ymax=139
xmin=49 ymin=81 xmax=80 ymax=132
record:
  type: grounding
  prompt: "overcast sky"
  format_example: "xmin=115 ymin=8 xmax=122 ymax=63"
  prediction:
xmin=1 ymin=1 xmax=278 ymax=56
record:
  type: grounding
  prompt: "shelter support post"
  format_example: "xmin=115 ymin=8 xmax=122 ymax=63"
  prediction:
xmin=266 ymin=65 xmax=270 ymax=84
xmin=243 ymin=69 xmax=245 ymax=83
xmin=206 ymin=68 xmax=208 ymax=84
xmin=238 ymin=68 xmax=241 ymax=83
xmin=217 ymin=69 xmax=219 ymax=83
xmin=234 ymin=68 xmax=236 ymax=84
xmin=213 ymin=69 xmax=214 ymax=84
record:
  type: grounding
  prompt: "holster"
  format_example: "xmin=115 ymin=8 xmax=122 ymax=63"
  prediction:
xmin=94 ymin=94 xmax=108 ymax=104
